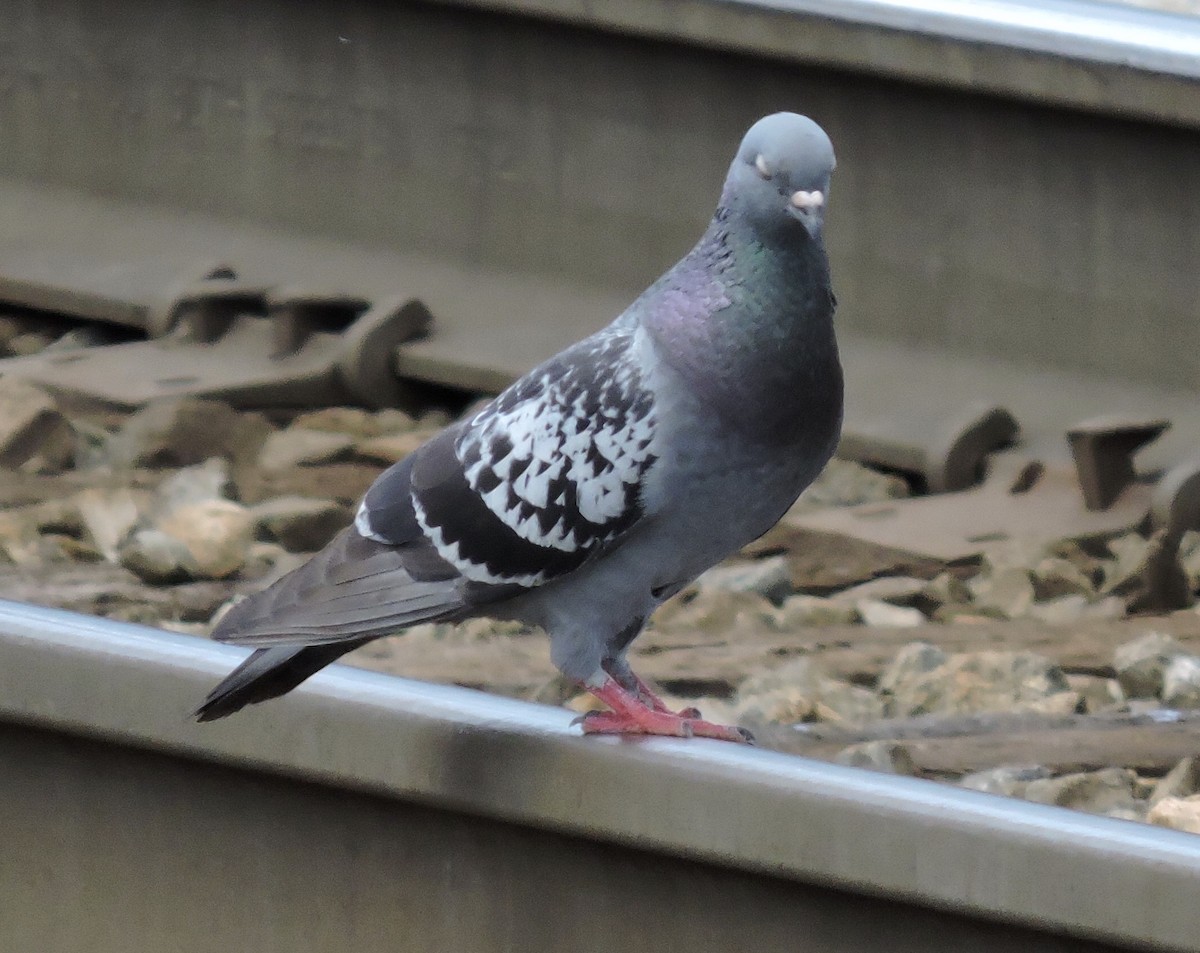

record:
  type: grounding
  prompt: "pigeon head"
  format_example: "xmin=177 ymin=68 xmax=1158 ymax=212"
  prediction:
xmin=721 ymin=112 xmax=835 ymax=243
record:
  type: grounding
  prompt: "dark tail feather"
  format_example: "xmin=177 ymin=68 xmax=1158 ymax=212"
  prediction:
xmin=194 ymin=641 xmax=369 ymax=722
xmin=208 ymin=527 xmax=467 ymax=647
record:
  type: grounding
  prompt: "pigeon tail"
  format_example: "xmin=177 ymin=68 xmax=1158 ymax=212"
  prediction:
xmin=210 ymin=526 xmax=469 ymax=648
xmin=194 ymin=642 xmax=367 ymax=722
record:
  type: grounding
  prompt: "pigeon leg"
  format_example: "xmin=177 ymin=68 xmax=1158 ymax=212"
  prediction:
xmin=602 ymin=659 xmax=701 ymax=717
xmin=577 ymin=676 xmax=753 ymax=743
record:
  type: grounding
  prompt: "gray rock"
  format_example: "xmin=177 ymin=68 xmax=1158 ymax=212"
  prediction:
xmin=1026 ymin=592 xmax=1086 ymax=624
xmin=1113 ymin=631 xmax=1187 ymax=698
xmin=1106 ymin=529 xmax=1191 ymax=613
xmin=257 ymin=428 xmax=356 ymax=473
xmin=833 ymin=575 xmax=927 ymax=606
xmin=0 ymin=378 xmax=75 ymax=472
xmin=1162 ymin=654 xmax=1200 ymax=708
xmin=1028 ymin=594 xmax=1090 ymax=625
xmin=777 ymin=594 xmax=859 ymax=627
xmin=878 ymin=642 xmax=948 ymax=696
xmin=1082 ymin=596 xmax=1128 ymax=619
xmin=1150 ymin=756 xmax=1200 ymax=806
xmin=920 ymin=571 xmax=972 ymax=608
xmin=1021 ymin=691 xmax=1083 ymax=716
xmin=73 ymin=487 xmax=147 ymax=561
xmin=1022 ymin=767 xmax=1141 ymax=816
xmin=0 ymin=315 xmax=23 ymax=352
xmin=239 ymin=541 xmax=308 ymax=586
xmin=155 ymin=458 xmax=233 ymax=514
xmin=354 ymin=431 xmax=429 ymax=465
xmin=808 ymin=679 xmax=888 ymax=724
xmin=1065 ymin=673 xmax=1126 ymax=714
xmin=652 ymin=588 xmax=780 ymax=636
xmin=697 ymin=555 xmax=793 ymax=605
xmin=1031 ymin=557 xmax=1095 ymax=600
xmin=0 ymin=508 xmax=48 ymax=566
xmin=931 ymin=604 xmax=993 ymax=624
xmin=120 ymin=528 xmax=197 ymax=584
xmin=155 ymin=499 xmax=254 ymax=579
xmin=251 ymin=496 xmax=352 ymax=552
xmin=982 ymin=538 xmax=1052 ymax=575
xmin=1104 ymin=805 xmax=1148 ymax=823
xmin=7 ymin=330 xmax=55 ymax=356
xmin=417 ymin=408 xmax=453 ymax=429
xmin=834 ymin=740 xmax=916 ymax=775
xmin=883 ymin=649 xmax=1072 ymax=718
xmin=1146 ymin=796 xmax=1200 ymax=834
xmin=856 ymin=599 xmax=925 ymax=627
xmin=1100 ymin=532 xmax=1154 ymax=596
xmin=1126 ymin=699 xmax=1175 ymax=717
xmin=735 ymin=657 xmax=885 ymax=725
xmin=375 ymin=408 xmax=421 ymax=433
xmin=968 ymin=567 xmax=1035 ymax=619
xmin=1180 ymin=531 xmax=1200 ymax=594
xmin=959 ymin=764 xmax=1052 ymax=798
xmin=32 ymin=499 xmax=84 ymax=537
xmin=789 ymin=458 xmax=909 ymax=514
xmin=289 ymin=406 xmax=410 ymax=438
xmin=39 ymin=326 xmax=116 ymax=353
xmin=103 ymin=398 xmax=269 ymax=470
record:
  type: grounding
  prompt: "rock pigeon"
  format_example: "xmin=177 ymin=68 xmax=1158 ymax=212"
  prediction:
xmin=197 ymin=112 xmax=843 ymax=741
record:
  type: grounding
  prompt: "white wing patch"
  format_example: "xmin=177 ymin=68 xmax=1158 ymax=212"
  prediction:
xmin=354 ymin=501 xmax=389 ymax=542
xmin=456 ymin=328 xmax=658 ymax=554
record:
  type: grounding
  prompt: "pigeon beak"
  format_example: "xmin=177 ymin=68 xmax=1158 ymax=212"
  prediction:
xmin=788 ymin=189 xmax=825 ymax=234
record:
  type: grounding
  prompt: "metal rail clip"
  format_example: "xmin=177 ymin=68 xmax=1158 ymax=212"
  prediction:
xmin=0 ymin=267 xmax=432 ymax=409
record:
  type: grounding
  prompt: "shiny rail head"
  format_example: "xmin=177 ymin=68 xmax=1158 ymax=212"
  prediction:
xmin=1 ymin=599 xmax=1200 ymax=950
xmin=825 ymin=0 xmax=1200 ymax=72
xmin=476 ymin=0 xmax=1200 ymax=127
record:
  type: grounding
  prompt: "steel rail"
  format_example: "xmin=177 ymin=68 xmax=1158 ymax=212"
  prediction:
xmin=0 ymin=598 xmax=1198 ymax=952
xmin=431 ymin=0 xmax=1200 ymax=127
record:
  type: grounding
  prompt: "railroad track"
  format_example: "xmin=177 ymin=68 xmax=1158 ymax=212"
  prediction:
xmin=1 ymin=599 xmax=1198 ymax=953
xmin=2 ymin=2 xmax=1200 ymax=948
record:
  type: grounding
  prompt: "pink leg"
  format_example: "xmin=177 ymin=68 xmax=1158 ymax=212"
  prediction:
xmin=622 ymin=670 xmax=701 ymax=719
xmin=576 ymin=676 xmax=753 ymax=743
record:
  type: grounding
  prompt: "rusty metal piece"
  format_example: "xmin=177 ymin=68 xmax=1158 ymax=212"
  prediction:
xmin=337 ymin=294 xmax=433 ymax=408
xmin=161 ymin=280 xmax=271 ymax=344
xmin=1066 ymin=415 xmax=1170 ymax=511
xmin=925 ymin=404 xmax=1021 ymax=493
xmin=143 ymin=263 xmax=242 ymax=339
xmin=1152 ymin=457 xmax=1200 ymax=539
xmin=266 ymin=291 xmax=369 ymax=358
xmin=837 ymin=401 xmax=1019 ymax=493
xmin=0 ymin=275 xmax=433 ymax=410
xmin=792 ymin=448 xmax=1156 ymax=564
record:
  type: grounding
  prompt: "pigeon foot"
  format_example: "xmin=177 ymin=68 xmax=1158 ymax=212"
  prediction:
xmin=615 ymin=667 xmax=701 ymax=718
xmin=576 ymin=676 xmax=753 ymax=743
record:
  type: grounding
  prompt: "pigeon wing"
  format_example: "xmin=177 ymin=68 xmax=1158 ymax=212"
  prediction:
xmin=212 ymin=325 xmax=659 ymax=648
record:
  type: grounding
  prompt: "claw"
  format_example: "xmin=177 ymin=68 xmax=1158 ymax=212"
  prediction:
xmin=576 ymin=676 xmax=753 ymax=744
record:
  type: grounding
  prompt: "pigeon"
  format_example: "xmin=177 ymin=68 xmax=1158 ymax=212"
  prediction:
xmin=197 ymin=112 xmax=843 ymax=741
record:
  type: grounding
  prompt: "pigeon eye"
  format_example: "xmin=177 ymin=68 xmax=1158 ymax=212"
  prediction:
xmin=754 ymin=154 xmax=771 ymax=179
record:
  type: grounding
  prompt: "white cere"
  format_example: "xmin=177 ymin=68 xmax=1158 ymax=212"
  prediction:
xmin=789 ymin=189 xmax=824 ymax=210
